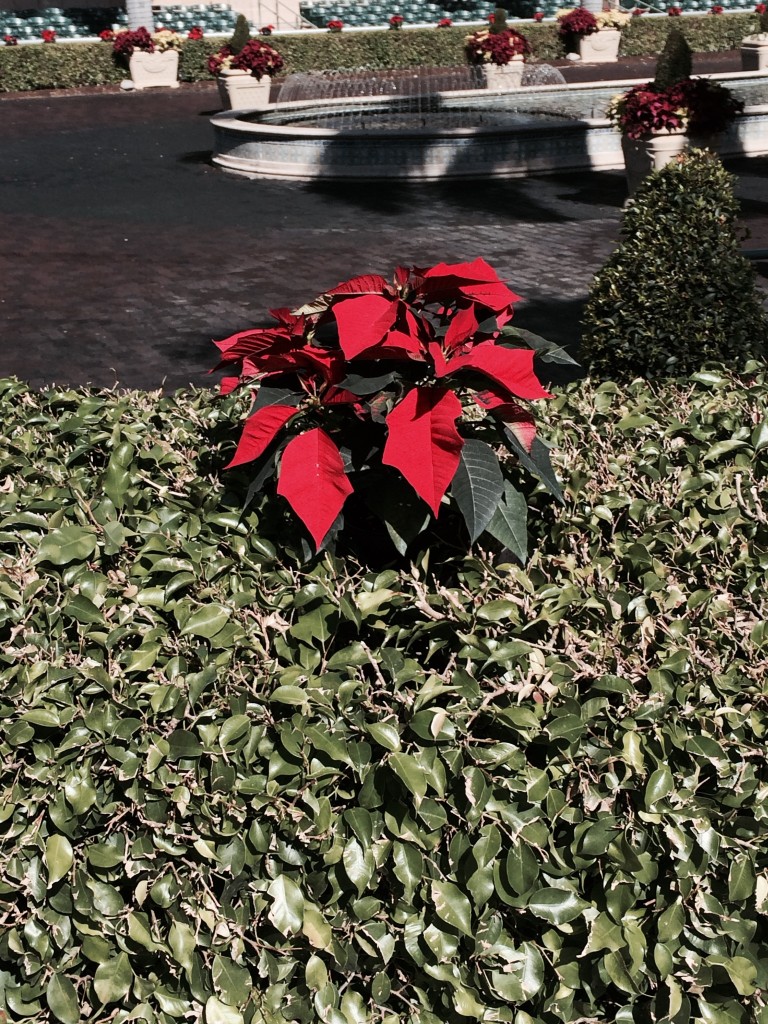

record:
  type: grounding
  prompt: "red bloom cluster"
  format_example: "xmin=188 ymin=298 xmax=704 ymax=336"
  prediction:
xmin=99 ymin=28 xmax=115 ymax=40
xmin=41 ymin=28 xmax=56 ymax=42
xmin=757 ymin=3 xmax=767 ymax=12
xmin=437 ymin=16 xmax=452 ymax=26
xmin=632 ymin=7 xmax=644 ymax=14
xmin=557 ymin=7 xmax=598 ymax=36
xmin=465 ymin=27 xmax=531 ymax=65
xmin=230 ymin=38 xmax=283 ymax=78
xmin=4 ymin=34 xmax=18 ymax=45
xmin=260 ymin=24 xmax=275 ymax=33
xmin=327 ymin=18 xmax=343 ymax=30
xmin=389 ymin=13 xmax=404 ymax=26
xmin=615 ymin=78 xmax=743 ymax=140
xmin=112 ymin=27 xmax=153 ymax=56
xmin=667 ymin=6 xmax=683 ymax=14
xmin=213 ymin=260 xmax=550 ymax=549
xmin=710 ymin=4 xmax=724 ymax=12
xmin=187 ymin=25 xmax=203 ymax=39
xmin=533 ymin=11 xmax=544 ymax=20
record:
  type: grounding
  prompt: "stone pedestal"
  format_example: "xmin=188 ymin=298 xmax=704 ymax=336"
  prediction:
xmin=128 ymin=50 xmax=179 ymax=89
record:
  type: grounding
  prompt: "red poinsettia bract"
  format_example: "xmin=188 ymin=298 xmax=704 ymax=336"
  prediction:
xmin=213 ymin=259 xmax=557 ymax=551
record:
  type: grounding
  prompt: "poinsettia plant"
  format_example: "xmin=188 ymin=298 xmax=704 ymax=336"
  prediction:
xmin=213 ymin=259 xmax=572 ymax=557
xmin=112 ymin=26 xmax=181 ymax=57
xmin=465 ymin=27 xmax=531 ymax=65
xmin=608 ymin=77 xmax=743 ymax=139
xmin=207 ymin=38 xmax=283 ymax=78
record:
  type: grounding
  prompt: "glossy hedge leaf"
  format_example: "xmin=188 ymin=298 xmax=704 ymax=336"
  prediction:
xmin=267 ymin=875 xmax=304 ymax=935
xmin=93 ymin=953 xmax=133 ymax=1005
xmin=431 ymin=880 xmax=473 ymax=936
xmin=45 ymin=834 xmax=73 ymax=887
xmin=36 ymin=526 xmax=98 ymax=566
xmin=46 ymin=976 xmax=79 ymax=1024
xmin=527 ymin=888 xmax=589 ymax=925
xmin=451 ymin=438 xmax=504 ymax=542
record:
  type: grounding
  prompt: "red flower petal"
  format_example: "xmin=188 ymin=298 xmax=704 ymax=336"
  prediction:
xmin=333 ymin=294 xmax=398 ymax=359
xmin=382 ymin=387 xmax=464 ymax=516
xmin=444 ymin=304 xmax=479 ymax=352
xmin=276 ymin=428 xmax=353 ymax=548
xmin=225 ymin=405 xmax=297 ymax=470
xmin=326 ymin=273 xmax=392 ymax=296
xmin=440 ymin=342 xmax=551 ymax=401
xmin=219 ymin=376 xmax=241 ymax=396
xmin=475 ymin=390 xmax=537 ymax=452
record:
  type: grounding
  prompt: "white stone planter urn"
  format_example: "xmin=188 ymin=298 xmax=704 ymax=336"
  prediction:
xmin=477 ymin=55 xmax=525 ymax=90
xmin=621 ymin=130 xmax=719 ymax=195
xmin=128 ymin=49 xmax=180 ymax=90
xmin=577 ymin=27 xmax=621 ymax=63
xmin=740 ymin=33 xmax=768 ymax=71
xmin=217 ymin=68 xmax=272 ymax=111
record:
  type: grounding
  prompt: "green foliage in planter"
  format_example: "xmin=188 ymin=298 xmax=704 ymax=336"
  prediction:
xmin=652 ymin=27 xmax=692 ymax=88
xmin=1 ymin=366 xmax=768 ymax=1022
xmin=582 ymin=151 xmax=768 ymax=381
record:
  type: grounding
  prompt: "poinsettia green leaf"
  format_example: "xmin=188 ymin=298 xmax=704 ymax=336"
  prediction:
xmin=451 ymin=439 xmax=504 ymax=542
xmin=484 ymin=480 xmax=528 ymax=563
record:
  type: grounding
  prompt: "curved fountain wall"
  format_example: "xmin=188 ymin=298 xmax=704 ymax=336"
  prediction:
xmin=210 ymin=69 xmax=768 ymax=182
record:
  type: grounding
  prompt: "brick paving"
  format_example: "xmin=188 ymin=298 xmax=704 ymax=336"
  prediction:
xmin=1 ymin=52 xmax=766 ymax=391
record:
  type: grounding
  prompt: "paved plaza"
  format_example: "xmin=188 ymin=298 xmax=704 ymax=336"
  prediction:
xmin=1 ymin=52 xmax=767 ymax=391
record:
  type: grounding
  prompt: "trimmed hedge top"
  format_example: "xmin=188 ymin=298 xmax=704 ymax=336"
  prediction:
xmin=0 ymin=13 xmax=760 ymax=92
xmin=1 ymin=366 xmax=767 ymax=1023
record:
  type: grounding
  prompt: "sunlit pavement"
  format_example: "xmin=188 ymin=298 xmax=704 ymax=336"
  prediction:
xmin=1 ymin=52 xmax=766 ymax=391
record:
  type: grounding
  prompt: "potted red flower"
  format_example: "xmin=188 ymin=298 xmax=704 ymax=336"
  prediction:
xmin=112 ymin=27 xmax=181 ymax=89
xmin=327 ymin=19 xmax=344 ymax=31
xmin=4 ymin=34 xmax=18 ymax=45
xmin=212 ymin=259 xmax=567 ymax=558
xmin=667 ymin=7 xmax=683 ymax=15
xmin=437 ymin=16 xmax=452 ymax=26
xmin=608 ymin=30 xmax=742 ymax=193
xmin=389 ymin=14 xmax=404 ymax=29
xmin=209 ymin=38 xmax=284 ymax=110
xmin=41 ymin=28 xmax=57 ymax=42
xmin=187 ymin=25 xmax=204 ymax=40
xmin=465 ymin=9 xmax=531 ymax=89
xmin=557 ymin=6 xmax=629 ymax=62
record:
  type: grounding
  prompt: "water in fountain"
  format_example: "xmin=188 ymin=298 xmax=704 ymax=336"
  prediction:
xmin=271 ymin=66 xmax=487 ymax=131
xmin=521 ymin=63 xmax=567 ymax=88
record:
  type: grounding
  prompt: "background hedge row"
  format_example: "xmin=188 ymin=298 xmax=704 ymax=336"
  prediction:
xmin=0 ymin=13 xmax=759 ymax=93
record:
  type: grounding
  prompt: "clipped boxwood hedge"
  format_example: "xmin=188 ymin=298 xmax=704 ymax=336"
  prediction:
xmin=0 ymin=13 xmax=760 ymax=92
xmin=1 ymin=367 xmax=767 ymax=1023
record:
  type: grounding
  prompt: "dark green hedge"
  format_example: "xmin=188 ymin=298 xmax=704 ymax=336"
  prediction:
xmin=0 ymin=13 xmax=760 ymax=92
xmin=1 ymin=368 xmax=768 ymax=1022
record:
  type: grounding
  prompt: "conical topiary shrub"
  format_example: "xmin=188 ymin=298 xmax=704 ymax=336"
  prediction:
xmin=652 ymin=28 xmax=692 ymax=89
xmin=581 ymin=149 xmax=768 ymax=380
xmin=228 ymin=13 xmax=250 ymax=55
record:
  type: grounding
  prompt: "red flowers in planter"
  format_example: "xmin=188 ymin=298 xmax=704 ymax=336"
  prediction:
xmin=4 ymin=34 xmax=18 ymax=45
xmin=389 ymin=14 xmax=404 ymax=28
xmin=187 ymin=25 xmax=204 ymax=39
xmin=533 ymin=11 xmax=544 ymax=20
xmin=260 ymin=24 xmax=275 ymax=33
xmin=437 ymin=16 xmax=452 ymax=26
xmin=327 ymin=19 xmax=343 ymax=30
xmin=710 ymin=4 xmax=724 ymax=12
xmin=41 ymin=28 xmax=56 ymax=42
xmin=213 ymin=259 xmax=567 ymax=553
xmin=756 ymin=3 xmax=767 ymax=12
xmin=557 ymin=7 xmax=598 ymax=36
xmin=208 ymin=39 xmax=283 ymax=78
xmin=112 ymin=27 xmax=153 ymax=56
xmin=609 ymin=77 xmax=743 ymax=139
xmin=667 ymin=6 xmax=682 ymax=14
xmin=99 ymin=28 xmax=115 ymax=40
xmin=465 ymin=27 xmax=531 ymax=65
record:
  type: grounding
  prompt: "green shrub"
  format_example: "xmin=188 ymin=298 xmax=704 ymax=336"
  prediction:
xmin=581 ymin=150 xmax=768 ymax=380
xmin=0 ymin=14 xmax=757 ymax=92
xmin=652 ymin=27 xmax=692 ymax=88
xmin=229 ymin=14 xmax=251 ymax=55
xmin=1 ymin=368 xmax=768 ymax=1022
